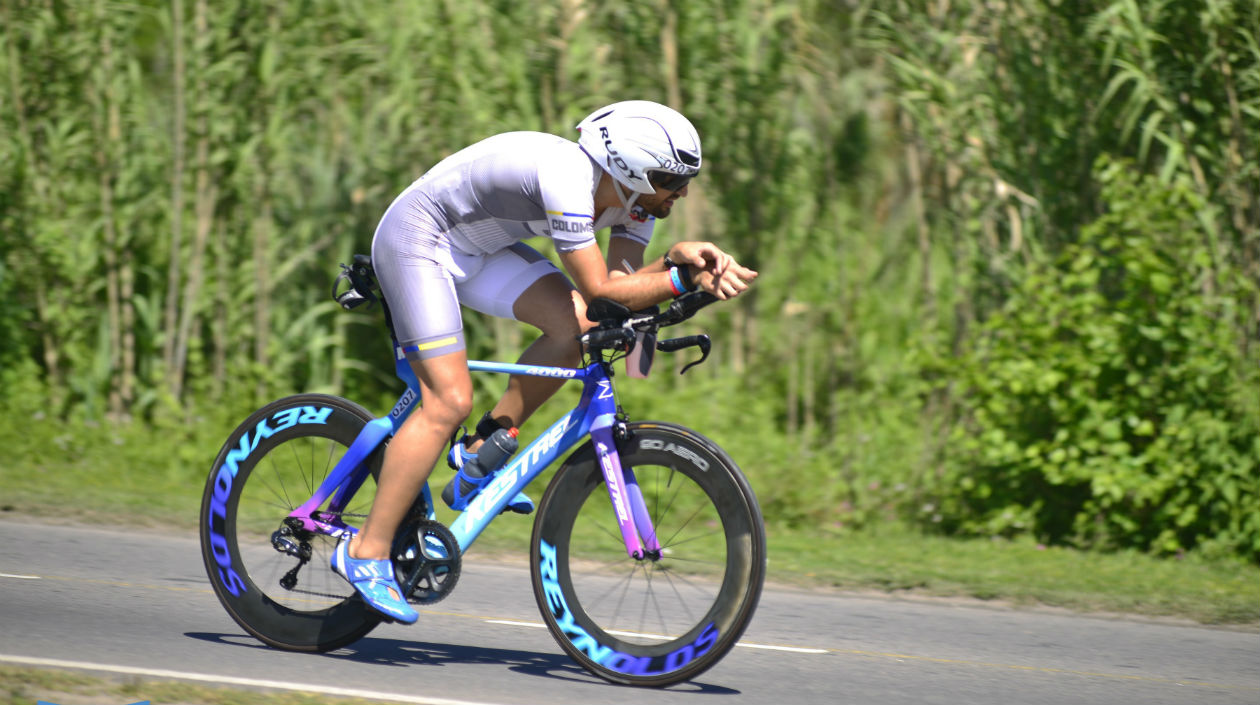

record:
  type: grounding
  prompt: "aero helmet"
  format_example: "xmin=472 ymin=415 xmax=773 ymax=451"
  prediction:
xmin=576 ymin=100 xmax=702 ymax=208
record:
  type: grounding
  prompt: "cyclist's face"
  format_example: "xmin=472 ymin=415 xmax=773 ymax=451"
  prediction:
xmin=636 ymin=181 xmax=689 ymax=219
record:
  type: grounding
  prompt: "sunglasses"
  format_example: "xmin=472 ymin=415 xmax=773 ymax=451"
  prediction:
xmin=648 ymin=169 xmax=695 ymax=193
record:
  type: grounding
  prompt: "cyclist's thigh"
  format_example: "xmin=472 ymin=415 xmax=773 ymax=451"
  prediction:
xmin=371 ymin=219 xmax=465 ymax=359
xmin=511 ymin=274 xmax=587 ymax=338
xmin=456 ymin=242 xmax=570 ymax=321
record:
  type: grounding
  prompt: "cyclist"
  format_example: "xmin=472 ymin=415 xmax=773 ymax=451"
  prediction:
xmin=331 ymin=100 xmax=758 ymax=623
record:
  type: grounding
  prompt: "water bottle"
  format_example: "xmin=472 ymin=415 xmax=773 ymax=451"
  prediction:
xmin=442 ymin=427 xmax=519 ymax=508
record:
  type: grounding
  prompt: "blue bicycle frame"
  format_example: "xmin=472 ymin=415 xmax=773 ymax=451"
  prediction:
xmin=286 ymin=343 xmax=662 ymax=559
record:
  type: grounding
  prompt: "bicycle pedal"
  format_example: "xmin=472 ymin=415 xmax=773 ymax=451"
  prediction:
xmin=502 ymin=503 xmax=534 ymax=515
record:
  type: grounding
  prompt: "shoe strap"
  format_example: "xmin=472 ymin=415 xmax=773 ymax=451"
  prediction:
xmin=346 ymin=557 xmax=393 ymax=583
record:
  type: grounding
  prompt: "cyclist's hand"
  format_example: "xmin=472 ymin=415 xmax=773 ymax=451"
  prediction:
xmin=695 ymin=260 xmax=758 ymax=300
xmin=668 ymin=241 xmax=733 ymax=277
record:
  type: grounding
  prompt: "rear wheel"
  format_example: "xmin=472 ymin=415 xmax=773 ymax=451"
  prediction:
xmin=530 ymin=422 xmax=766 ymax=686
xmin=200 ymin=394 xmax=384 ymax=652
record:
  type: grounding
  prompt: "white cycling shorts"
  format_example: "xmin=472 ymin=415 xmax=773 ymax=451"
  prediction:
xmin=371 ymin=218 xmax=566 ymax=361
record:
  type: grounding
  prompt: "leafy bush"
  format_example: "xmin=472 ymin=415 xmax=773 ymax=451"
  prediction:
xmin=926 ymin=158 xmax=1260 ymax=560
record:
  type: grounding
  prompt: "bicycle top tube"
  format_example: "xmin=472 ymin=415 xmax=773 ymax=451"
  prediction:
xmin=467 ymin=359 xmax=590 ymax=379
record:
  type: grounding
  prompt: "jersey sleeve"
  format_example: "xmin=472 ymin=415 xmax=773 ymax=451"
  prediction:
xmin=536 ymin=149 xmax=598 ymax=253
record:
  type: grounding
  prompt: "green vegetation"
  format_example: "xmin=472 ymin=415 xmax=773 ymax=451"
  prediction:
xmin=2 ymin=0 xmax=1258 ymax=620
xmin=769 ymin=524 xmax=1260 ymax=625
xmin=3 ymin=410 xmax=1257 ymax=625
xmin=924 ymin=159 xmax=1260 ymax=558
xmin=0 ymin=665 xmax=388 ymax=705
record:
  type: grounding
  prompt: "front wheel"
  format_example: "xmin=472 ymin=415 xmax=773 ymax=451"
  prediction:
xmin=530 ymin=422 xmax=766 ymax=687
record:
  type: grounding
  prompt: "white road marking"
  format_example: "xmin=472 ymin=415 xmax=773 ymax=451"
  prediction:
xmin=0 ymin=655 xmax=504 ymax=705
xmin=737 ymin=643 xmax=829 ymax=654
xmin=9 ymin=572 xmax=829 ymax=657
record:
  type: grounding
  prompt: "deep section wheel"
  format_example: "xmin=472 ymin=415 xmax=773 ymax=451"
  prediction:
xmin=200 ymin=394 xmax=385 ymax=652
xmin=531 ymin=422 xmax=766 ymax=686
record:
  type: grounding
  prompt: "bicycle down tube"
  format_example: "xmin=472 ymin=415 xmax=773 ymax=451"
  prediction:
xmin=285 ymin=344 xmax=429 ymax=536
xmin=450 ymin=359 xmax=656 ymax=557
xmin=285 ymin=355 xmax=661 ymax=559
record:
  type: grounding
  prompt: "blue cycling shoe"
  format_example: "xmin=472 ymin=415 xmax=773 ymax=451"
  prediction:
xmin=445 ymin=439 xmax=534 ymax=514
xmin=331 ymin=536 xmax=418 ymax=624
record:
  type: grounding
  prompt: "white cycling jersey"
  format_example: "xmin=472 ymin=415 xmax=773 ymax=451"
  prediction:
xmin=371 ymin=131 xmax=655 ymax=359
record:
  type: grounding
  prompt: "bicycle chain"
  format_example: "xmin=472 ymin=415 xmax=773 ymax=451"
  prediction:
xmin=273 ymin=510 xmax=369 ymax=601
xmin=273 ymin=512 xmax=457 ymax=605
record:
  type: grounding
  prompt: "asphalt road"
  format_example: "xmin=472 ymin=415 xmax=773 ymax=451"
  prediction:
xmin=1 ymin=518 xmax=1257 ymax=705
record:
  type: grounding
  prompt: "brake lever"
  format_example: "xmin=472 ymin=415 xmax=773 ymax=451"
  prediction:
xmin=656 ymin=334 xmax=711 ymax=374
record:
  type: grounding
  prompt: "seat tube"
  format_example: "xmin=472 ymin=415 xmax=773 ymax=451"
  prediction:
xmin=589 ymin=414 xmax=646 ymax=559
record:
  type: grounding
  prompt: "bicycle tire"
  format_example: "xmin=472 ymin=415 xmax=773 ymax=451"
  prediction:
xmin=200 ymin=393 xmax=384 ymax=652
xmin=530 ymin=421 xmax=766 ymax=687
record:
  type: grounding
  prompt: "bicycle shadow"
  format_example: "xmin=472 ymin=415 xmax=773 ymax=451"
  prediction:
xmin=184 ymin=632 xmax=739 ymax=694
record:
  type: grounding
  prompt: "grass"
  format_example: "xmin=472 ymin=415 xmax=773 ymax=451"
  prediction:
xmin=2 ymin=411 xmax=1258 ymax=705
xmin=2 ymin=408 xmax=1258 ymax=628
xmin=0 ymin=665 xmax=396 ymax=705
xmin=767 ymin=523 xmax=1260 ymax=624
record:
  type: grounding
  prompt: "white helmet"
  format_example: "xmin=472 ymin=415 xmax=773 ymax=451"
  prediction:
xmin=576 ymin=100 xmax=702 ymax=205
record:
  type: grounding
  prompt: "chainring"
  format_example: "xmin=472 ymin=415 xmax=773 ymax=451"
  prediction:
xmin=393 ymin=519 xmax=461 ymax=605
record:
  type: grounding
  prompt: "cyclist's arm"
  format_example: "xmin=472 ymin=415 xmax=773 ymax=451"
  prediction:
xmin=608 ymin=238 xmax=729 ymax=278
xmin=607 ymin=237 xmax=646 ymax=278
xmin=560 ymin=243 xmax=676 ymax=310
xmin=564 ymin=241 xmax=759 ymax=307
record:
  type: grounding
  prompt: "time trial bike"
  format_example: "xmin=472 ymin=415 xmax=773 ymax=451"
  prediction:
xmin=199 ymin=255 xmax=766 ymax=687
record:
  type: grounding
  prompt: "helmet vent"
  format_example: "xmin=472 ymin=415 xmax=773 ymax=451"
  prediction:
xmin=677 ymin=150 xmax=700 ymax=168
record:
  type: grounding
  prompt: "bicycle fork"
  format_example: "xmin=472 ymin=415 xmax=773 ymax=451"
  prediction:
xmin=590 ymin=417 xmax=662 ymax=560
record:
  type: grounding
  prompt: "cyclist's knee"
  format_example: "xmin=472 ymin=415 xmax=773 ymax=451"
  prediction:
xmin=541 ymin=318 xmax=582 ymax=345
xmin=423 ymin=387 xmax=473 ymax=428
xmin=538 ymin=294 xmax=586 ymax=342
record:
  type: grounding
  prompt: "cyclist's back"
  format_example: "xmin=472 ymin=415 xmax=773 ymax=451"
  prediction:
xmin=371 ymin=130 xmax=655 ymax=362
xmin=383 ymin=130 xmax=652 ymax=257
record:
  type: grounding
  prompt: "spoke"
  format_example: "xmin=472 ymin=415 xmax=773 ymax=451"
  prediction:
xmin=653 ymin=563 xmax=700 ymax=625
xmin=586 ymin=551 xmax=637 ymax=575
xmin=251 ymin=462 xmax=296 ymax=513
xmin=585 ymin=504 xmax=627 ymax=546
xmin=321 ymin=438 xmax=338 ymax=491
xmin=247 ymin=497 xmax=309 ymax=514
xmin=643 ymin=563 xmax=672 ymax=637
xmin=660 ymin=500 xmax=712 ymax=550
xmin=657 ymin=553 xmax=725 ymax=567
xmin=577 ymin=548 xmax=640 ymax=604
xmin=276 ymin=441 xmax=306 ymax=507
xmin=661 ymin=527 xmax=726 ymax=553
xmin=606 ymin=561 xmax=643 ymax=632
xmin=655 ymin=562 xmax=721 ymax=595
xmin=306 ymin=434 xmax=317 ymax=495
xmin=652 ymin=467 xmax=685 ymax=528
xmin=637 ymin=562 xmax=651 ymax=635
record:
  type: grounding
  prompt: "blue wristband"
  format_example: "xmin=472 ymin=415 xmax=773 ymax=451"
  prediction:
xmin=669 ymin=267 xmax=686 ymax=296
